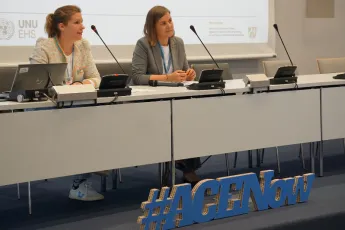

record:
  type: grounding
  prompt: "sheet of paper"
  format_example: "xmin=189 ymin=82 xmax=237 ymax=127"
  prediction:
xmin=132 ymin=88 xmax=157 ymax=93
xmin=183 ymin=81 xmax=197 ymax=86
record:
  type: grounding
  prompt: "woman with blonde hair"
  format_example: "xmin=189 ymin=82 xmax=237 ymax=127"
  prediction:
xmin=30 ymin=5 xmax=103 ymax=201
xmin=30 ymin=5 xmax=100 ymax=87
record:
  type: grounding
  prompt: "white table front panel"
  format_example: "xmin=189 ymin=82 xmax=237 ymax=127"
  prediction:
xmin=173 ymin=90 xmax=321 ymax=160
xmin=0 ymin=101 xmax=171 ymax=186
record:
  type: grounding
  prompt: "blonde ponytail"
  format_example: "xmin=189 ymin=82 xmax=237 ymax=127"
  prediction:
xmin=45 ymin=13 xmax=57 ymax=38
xmin=44 ymin=5 xmax=81 ymax=38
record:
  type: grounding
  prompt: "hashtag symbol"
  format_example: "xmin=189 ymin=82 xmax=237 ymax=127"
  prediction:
xmin=137 ymin=187 xmax=172 ymax=230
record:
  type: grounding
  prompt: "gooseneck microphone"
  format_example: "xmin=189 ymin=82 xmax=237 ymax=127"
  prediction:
xmin=270 ymin=23 xmax=299 ymax=85
xmin=187 ymin=25 xmax=225 ymax=91
xmin=273 ymin=24 xmax=293 ymax=66
xmin=148 ymin=80 xmax=183 ymax=87
xmin=189 ymin=25 xmax=220 ymax=69
xmin=91 ymin=25 xmax=126 ymax=74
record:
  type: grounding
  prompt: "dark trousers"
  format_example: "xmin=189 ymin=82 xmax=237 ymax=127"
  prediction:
xmin=162 ymin=157 xmax=201 ymax=185
xmin=176 ymin=157 xmax=201 ymax=173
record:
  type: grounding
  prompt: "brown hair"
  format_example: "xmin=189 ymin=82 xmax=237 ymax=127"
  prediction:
xmin=144 ymin=5 xmax=171 ymax=46
xmin=45 ymin=5 xmax=81 ymax=38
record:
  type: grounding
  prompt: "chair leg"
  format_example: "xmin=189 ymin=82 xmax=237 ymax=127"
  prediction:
xmin=17 ymin=183 xmax=20 ymax=200
xmin=112 ymin=169 xmax=119 ymax=190
xmin=118 ymin=169 xmax=122 ymax=183
xmin=320 ymin=141 xmax=324 ymax=177
xmin=315 ymin=142 xmax=319 ymax=160
xmin=100 ymin=176 xmax=107 ymax=192
xmin=28 ymin=182 xmax=32 ymax=215
xmin=225 ymin=153 xmax=230 ymax=176
xmin=299 ymin=144 xmax=306 ymax=170
xmin=261 ymin=149 xmax=265 ymax=163
xmin=275 ymin=147 xmax=281 ymax=175
xmin=162 ymin=162 xmax=171 ymax=186
xmin=158 ymin=163 xmax=163 ymax=187
xmin=171 ymin=159 xmax=176 ymax=187
xmin=162 ymin=163 xmax=166 ymax=186
xmin=256 ymin=149 xmax=261 ymax=167
xmin=310 ymin=143 xmax=315 ymax=173
xmin=233 ymin=152 xmax=238 ymax=168
xmin=248 ymin=150 xmax=253 ymax=168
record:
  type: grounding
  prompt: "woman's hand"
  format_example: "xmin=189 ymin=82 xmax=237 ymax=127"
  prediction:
xmin=82 ymin=79 xmax=94 ymax=85
xmin=167 ymin=70 xmax=187 ymax=82
xmin=71 ymin=79 xmax=95 ymax=87
xmin=186 ymin=68 xmax=196 ymax=81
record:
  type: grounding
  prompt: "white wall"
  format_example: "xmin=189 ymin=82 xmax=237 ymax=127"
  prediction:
xmin=208 ymin=0 xmax=345 ymax=79
xmin=274 ymin=0 xmax=345 ymax=74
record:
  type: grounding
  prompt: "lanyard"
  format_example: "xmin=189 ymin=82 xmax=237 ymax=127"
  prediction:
xmin=157 ymin=41 xmax=172 ymax=74
xmin=54 ymin=36 xmax=74 ymax=82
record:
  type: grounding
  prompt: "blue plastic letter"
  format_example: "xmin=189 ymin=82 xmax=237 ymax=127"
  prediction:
xmin=215 ymin=174 xmax=247 ymax=219
xmin=164 ymin=184 xmax=194 ymax=229
xmin=241 ymin=171 xmax=271 ymax=211
xmin=192 ymin=179 xmax=219 ymax=223
xmin=285 ymin=173 xmax=315 ymax=205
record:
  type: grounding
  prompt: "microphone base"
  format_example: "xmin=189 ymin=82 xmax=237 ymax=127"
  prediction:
xmin=187 ymin=81 xmax=225 ymax=90
xmin=333 ymin=73 xmax=345 ymax=79
xmin=270 ymin=77 xmax=297 ymax=85
xmin=97 ymin=87 xmax=132 ymax=97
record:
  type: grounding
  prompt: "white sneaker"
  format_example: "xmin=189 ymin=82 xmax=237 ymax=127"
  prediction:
xmin=69 ymin=181 xmax=104 ymax=201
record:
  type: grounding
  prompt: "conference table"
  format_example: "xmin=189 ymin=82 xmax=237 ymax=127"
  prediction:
xmin=1 ymin=73 xmax=345 ymax=189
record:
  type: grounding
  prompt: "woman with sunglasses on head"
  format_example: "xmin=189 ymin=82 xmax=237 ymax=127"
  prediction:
xmin=30 ymin=5 xmax=103 ymax=201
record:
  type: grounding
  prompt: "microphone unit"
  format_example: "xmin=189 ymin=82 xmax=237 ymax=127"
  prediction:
xmin=273 ymin=24 xmax=293 ymax=66
xmin=148 ymin=80 xmax=183 ymax=87
xmin=188 ymin=25 xmax=225 ymax=91
xmin=189 ymin=25 xmax=220 ymax=70
xmin=270 ymin=24 xmax=298 ymax=85
xmin=91 ymin=25 xmax=126 ymax=74
xmin=91 ymin=25 xmax=132 ymax=97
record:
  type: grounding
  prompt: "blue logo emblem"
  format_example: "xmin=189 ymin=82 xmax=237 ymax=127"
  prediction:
xmin=77 ymin=191 xmax=85 ymax=198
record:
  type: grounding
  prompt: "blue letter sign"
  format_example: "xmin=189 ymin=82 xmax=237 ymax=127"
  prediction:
xmin=137 ymin=170 xmax=315 ymax=229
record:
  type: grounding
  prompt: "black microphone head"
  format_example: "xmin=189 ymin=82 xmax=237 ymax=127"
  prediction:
xmin=91 ymin=25 xmax=98 ymax=33
xmin=190 ymin=25 xmax=196 ymax=34
xmin=273 ymin=24 xmax=278 ymax=31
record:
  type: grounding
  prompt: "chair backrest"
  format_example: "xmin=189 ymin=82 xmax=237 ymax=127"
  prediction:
xmin=96 ymin=62 xmax=132 ymax=77
xmin=191 ymin=63 xmax=233 ymax=80
xmin=316 ymin=57 xmax=345 ymax=74
xmin=262 ymin=60 xmax=293 ymax=78
xmin=96 ymin=62 xmax=133 ymax=85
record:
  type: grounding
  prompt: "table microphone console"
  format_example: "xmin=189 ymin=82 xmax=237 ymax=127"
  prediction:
xmin=187 ymin=81 xmax=225 ymax=90
xmin=97 ymin=88 xmax=132 ymax=97
xmin=270 ymin=77 xmax=297 ymax=85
